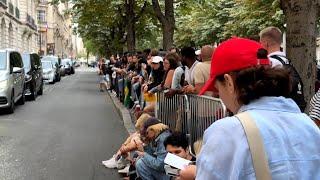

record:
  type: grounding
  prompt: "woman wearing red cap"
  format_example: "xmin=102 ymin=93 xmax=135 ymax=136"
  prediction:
xmin=179 ymin=38 xmax=320 ymax=180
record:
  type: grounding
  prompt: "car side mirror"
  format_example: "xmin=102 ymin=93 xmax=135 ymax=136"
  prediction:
xmin=13 ymin=67 xmax=23 ymax=74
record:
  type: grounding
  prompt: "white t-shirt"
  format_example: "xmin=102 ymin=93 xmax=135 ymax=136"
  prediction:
xmin=268 ymin=51 xmax=289 ymax=68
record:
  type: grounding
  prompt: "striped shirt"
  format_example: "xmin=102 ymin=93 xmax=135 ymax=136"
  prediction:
xmin=309 ymin=89 xmax=320 ymax=121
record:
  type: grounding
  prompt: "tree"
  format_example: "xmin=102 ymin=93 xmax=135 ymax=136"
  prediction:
xmin=281 ymin=0 xmax=320 ymax=111
xmin=151 ymin=0 xmax=175 ymax=50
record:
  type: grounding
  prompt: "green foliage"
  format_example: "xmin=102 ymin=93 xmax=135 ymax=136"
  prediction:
xmin=55 ymin=0 xmax=285 ymax=53
xmin=175 ymin=0 xmax=284 ymax=47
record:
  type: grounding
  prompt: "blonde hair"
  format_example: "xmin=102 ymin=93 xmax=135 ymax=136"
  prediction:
xmin=193 ymin=139 xmax=203 ymax=157
xmin=147 ymin=123 xmax=168 ymax=137
xmin=135 ymin=113 xmax=151 ymax=130
xmin=259 ymin=26 xmax=282 ymax=45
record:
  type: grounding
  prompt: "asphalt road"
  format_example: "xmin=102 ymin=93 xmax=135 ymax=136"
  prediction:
xmin=0 ymin=67 xmax=127 ymax=180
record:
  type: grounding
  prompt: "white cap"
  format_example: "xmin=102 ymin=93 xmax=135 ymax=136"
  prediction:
xmin=152 ymin=56 xmax=163 ymax=63
xmin=195 ymin=50 xmax=201 ymax=55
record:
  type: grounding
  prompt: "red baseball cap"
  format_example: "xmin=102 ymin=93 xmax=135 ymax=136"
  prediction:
xmin=199 ymin=37 xmax=271 ymax=95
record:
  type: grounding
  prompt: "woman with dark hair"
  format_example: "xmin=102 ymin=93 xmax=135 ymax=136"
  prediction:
xmin=179 ymin=38 xmax=320 ymax=179
xmin=161 ymin=52 xmax=180 ymax=89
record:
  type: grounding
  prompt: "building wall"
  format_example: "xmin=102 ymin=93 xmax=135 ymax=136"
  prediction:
xmin=36 ymin=1 xmax=74 ymax=58
xmin=0 ymin=0 xmax=38 ymax=53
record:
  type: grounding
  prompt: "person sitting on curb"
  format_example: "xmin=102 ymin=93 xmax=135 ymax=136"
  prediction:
xmin=135 ymin=117 xmax=171 ymax=180
xmin=102 ymin=113 xmax=151 ymax=169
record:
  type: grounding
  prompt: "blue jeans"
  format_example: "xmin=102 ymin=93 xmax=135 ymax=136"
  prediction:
xmin=136 ymin=158 xmax=170 ymax=180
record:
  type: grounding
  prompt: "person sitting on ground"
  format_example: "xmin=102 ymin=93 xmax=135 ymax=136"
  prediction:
xmin=135 ymin=117 xmax=171 ymax=180
xmin=164 ymin=132 xmax=195 ymax=161
xmin=102 ymin=113 xmax=151 ymax=169
xmin=164 ymin=132 xmax=196 ymax=180
xmin=179 ymin=37 xmax=320 ymax=180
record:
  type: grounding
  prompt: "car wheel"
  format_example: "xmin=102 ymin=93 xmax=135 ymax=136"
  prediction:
xmin=38 ymin=82 xmax=43 ymax=95
xmin=18 ymin=88 xmax=25 ymax=105
xmin=57 ymin=75 xmax=61 ymax=82
xmin=30 ymin=85 xmax=37 ymax=101
xmin=7 ymin=92 xmax=15 ymax=114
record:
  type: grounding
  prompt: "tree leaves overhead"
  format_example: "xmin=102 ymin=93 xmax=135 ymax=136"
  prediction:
xmin=57 ymin=0 xmax=285 ymax=55
xmin=174 ymin=0 xmax=284 ymax=47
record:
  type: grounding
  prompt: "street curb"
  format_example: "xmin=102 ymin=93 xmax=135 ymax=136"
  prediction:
xmin=106 ymin=91 xmax=136 ymax=134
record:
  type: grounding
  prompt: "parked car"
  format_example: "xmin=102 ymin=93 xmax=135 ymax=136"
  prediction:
xmin=88 ymin=61 xmax=97 ymax=68
xmin=61 ymin=58 xmax=74 ymax=75
xmin=70 ymin=59 xmax=75 ymax=74
xmin=42 ymin=61 xmax=55 ymax=84
xmin=60 ymin=64 xmax=66 ymax=77
xmin=0 ymin=49 xmax=26 ymax=113
xmin=41 ymin=56 xmax=61 ymax=82
xmin=22 ymin=53 xmax=43 ymax=100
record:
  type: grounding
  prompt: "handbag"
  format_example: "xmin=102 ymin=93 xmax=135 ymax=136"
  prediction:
xmin=235 ymin=112 xmax=272 ymax=180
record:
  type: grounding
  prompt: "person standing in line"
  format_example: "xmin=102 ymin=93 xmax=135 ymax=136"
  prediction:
xmin=259 ymin=26 xmax=288 ymax=67
xmin=179 ymin=37 xmax=320 ymax=180
xmin=98 ymin=58 xmax=107 ymax=92
xmin=309 ymin=89 xmax=320 ymax=127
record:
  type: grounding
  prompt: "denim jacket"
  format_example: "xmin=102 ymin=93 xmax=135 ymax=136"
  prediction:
xmin=197 ymin=96 xmax=320 ymax=180
xmin=141 ymin=130 xmax=171 ymax=172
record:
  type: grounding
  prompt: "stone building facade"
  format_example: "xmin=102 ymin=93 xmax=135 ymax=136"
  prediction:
xmin=37 ymin=1 xmax=73 ymax=58
xmin=0 ymin=0 xmax=38 ymax=52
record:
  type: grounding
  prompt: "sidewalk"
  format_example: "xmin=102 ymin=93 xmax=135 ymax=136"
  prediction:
xmin=106 ymin=91 xmax=136 ymax=134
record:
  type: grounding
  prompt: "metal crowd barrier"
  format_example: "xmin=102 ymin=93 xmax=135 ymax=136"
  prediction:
xmin=155 ymin=92 xmax=227 ymax=155
xmin=187 ymin=95 xmax=227 ymax=153
xmin=155 ymin=92 xmax=190 ymax=133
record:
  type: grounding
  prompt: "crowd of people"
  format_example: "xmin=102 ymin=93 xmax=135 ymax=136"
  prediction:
xmin=97 ymin=26 xmax=320 ymax=180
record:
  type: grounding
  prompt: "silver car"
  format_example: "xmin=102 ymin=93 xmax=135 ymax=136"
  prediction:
xmin=0 ymin=49 xmax=26 ymax=113
xmin=42 ymin=61 xmax=55 ymax=84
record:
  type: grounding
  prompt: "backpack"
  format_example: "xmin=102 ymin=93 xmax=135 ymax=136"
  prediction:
xmin=270 ymin=55 xmax=306 ymax=111
xmin=180 ymin=66 xmax=188 ymax=87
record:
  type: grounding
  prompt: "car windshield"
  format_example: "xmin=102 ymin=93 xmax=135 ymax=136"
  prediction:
xmin=42 ymin=56 xmax=59 ymax=65
xmin=0 ymin=52 xmax=6 ymax=70
xmin=42 ymin=61 xmax=52 ymax=69
xmin=22 ymin=54 xmax=31 ymax=70
xmin=61 ymin=59 xmax=70 ymax=65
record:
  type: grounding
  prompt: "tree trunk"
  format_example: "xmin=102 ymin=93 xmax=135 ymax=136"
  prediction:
xmin=162 ymin=23 xmax=174 ymax=50
xmin=126 ymin=0 xmax=136 ymax=52
xmin=152 ymin=0 xmax=175 ymax=50
xmin=281 ymin=0 xmax=319 ymax=112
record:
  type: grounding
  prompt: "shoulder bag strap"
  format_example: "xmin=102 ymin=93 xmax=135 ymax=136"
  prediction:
xmin=235 ymin=112 xmax=271 ymax=180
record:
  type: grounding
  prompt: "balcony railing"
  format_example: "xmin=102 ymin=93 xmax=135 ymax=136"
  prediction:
xmin=27 ymin=14 xmax=37 ymax=30
xmin=8 ymin=2 xmax=13 ymax=14
xmin=39 ymin=0 xmax=48 ymax=5
xmin=0 ymin=0 xmax=7 ymax=6
xmin=15 ymin=7 xmax=19 ymax=19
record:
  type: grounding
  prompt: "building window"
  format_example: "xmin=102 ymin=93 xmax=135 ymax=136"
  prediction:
xmin=37 ymin=10 xmax=46 ymax=23
xmin=38 ymin=32 xmax=46 ymax=46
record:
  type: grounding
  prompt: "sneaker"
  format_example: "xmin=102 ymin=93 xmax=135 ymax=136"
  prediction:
xmin=118 ymin=164 xmax=130 ymax=174
xmin=102 ymin=155 xmax=118 ymax=169
xmin=117 ymin=156 xmax=129 ymax=169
